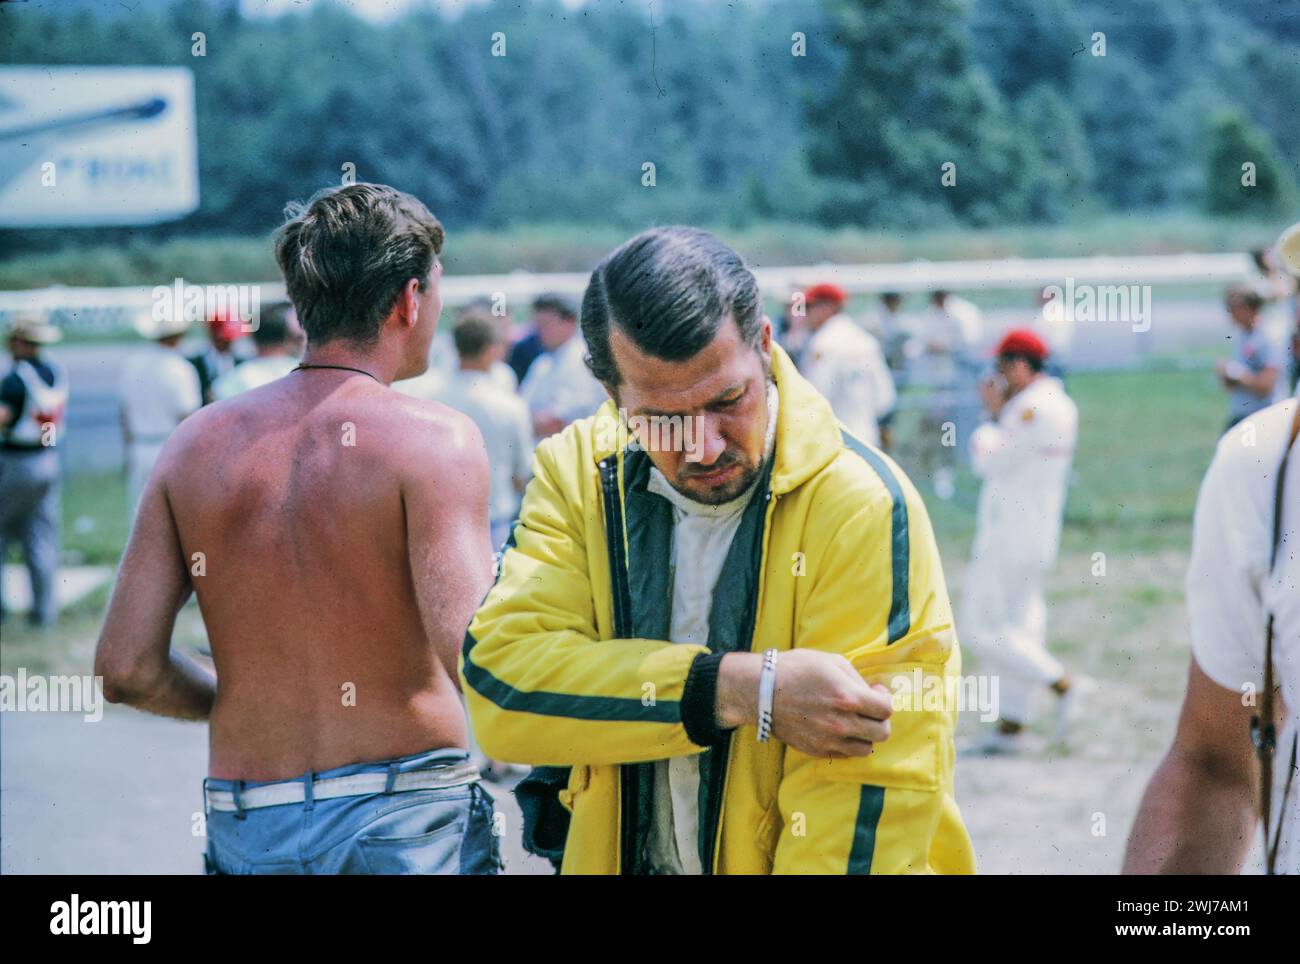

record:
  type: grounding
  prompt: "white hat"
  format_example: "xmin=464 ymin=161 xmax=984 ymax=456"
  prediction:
xmin=6 ymin=310 xmax=63 ymax=345
xmin=1276 ymin=221 xmax=1300 ymax=277
xmin=132 ymin=308 xmax=191 ymax=341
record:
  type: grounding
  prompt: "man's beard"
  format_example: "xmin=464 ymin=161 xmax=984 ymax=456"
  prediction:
xmin=671 ymin=369 xmax=774 ymax=506
xmin=674 ymin=450 xmax=765 ymax=505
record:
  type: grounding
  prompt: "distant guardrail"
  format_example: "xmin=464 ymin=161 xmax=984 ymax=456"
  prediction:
xmin=0 ymin=252 xmax=1258 ymax=337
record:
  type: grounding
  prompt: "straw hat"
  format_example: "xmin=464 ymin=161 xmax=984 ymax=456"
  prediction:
xmin=6 ymin=310 xmax=63 ymax=345
xmin=132 ymin=307 xmax=191 ymax=340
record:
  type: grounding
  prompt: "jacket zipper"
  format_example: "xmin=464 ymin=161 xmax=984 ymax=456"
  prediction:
xmin=703 ymin=487 xmax=777 ymax=873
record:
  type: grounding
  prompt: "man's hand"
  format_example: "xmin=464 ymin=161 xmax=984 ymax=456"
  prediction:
xmin=716 ymin=650 xmax=893 ymax=759
xmin=978 ymin=374 xmax=1008 ymax=417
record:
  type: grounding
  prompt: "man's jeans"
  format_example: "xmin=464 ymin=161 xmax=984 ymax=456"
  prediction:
xmin=203 ymin=748 xmax=502 ymax=874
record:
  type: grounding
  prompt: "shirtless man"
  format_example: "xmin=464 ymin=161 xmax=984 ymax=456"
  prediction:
xmin=94 ymin=183 xmax=499 ymax=875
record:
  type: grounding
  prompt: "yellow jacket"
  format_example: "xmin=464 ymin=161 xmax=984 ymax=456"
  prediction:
xmin=461 ymin=343 xmax=976 ymax=874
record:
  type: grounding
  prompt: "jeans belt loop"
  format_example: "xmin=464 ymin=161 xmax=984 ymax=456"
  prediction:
xmin=303 ymin=770 xmax=315 ymax=812
xmin=384 ymin=762 xmax=400 ymax=795
xmin=232 ymin=780 xmax=246 ymax=821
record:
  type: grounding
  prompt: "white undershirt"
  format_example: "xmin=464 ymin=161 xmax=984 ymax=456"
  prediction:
xmin=643 ymin=381 xmax=778 ymax=874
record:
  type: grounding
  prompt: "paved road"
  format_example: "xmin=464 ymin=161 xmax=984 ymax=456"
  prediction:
xmin=1 ymin=702 xmax=1202 ymax=875
xmin=0 ymin=707 xmax=553 ymax=875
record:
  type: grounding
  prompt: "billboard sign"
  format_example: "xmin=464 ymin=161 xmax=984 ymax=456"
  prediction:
xmin=0 ymin=66 xmax=199 ymax=226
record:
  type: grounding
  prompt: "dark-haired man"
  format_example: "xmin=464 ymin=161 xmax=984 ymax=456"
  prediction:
xmin=463 ymin=226 xmax=974 ymax=874
xmin=95 ymin=183 xmax=500 ymax=874
xmin=210 ymin=302 xmax=303 ymax=400
xmin=517 ymin=292 xmax=606 ymax=440
xmin=0 ymin=311 xmax=68 ymax=628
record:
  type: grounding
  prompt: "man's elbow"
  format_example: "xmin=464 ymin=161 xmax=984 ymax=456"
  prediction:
xmin=94 ymin=647 xmax=160 ymax=705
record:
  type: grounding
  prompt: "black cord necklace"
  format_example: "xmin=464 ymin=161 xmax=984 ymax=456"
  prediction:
xmin=293 ymin=362 xmax=381 ymax=383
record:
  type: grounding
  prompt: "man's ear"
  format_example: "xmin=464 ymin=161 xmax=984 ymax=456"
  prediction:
xmin=399 ymin=277 xmax=422 ymax=331
xmin=758 ymin=314 xmax=773 ymax=359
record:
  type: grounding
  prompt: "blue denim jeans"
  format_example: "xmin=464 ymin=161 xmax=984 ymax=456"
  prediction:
xmin=203 ymin=748 xmax=501 ymax=875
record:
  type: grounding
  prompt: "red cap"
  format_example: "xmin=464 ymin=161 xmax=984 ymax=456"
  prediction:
xmin=804 ymin=283 xmax=847 ymax=307
xmin=995 ymin=328 xmax=1049 ymax=362
xmin=207 ymin=308 xmax=245 ymax=342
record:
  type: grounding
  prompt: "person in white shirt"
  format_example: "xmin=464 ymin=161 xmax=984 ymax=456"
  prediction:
xmin=1125 ymin=392 xmax=1300 ymax=874
xmin=797 ymin=283 xmax=896 ymax=447
xmin=119 ymin=311 xmax=202 ymax=513
xmin=960 ymin=329 xmax=1086 ymax=754
xmin=395 ymin=302 xmax=515 ymax=400
xmin=517 ymin=293 xmax=607 ymax=439
xmin=437 ymin=312 xmax=533 ymax=550
xmin=918 ymin=290 xmax=984 ymax=500
xmin=210 ymin=302 xmax=303 ymax=401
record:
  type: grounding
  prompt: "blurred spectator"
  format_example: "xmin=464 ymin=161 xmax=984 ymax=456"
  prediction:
xmin=189 ymin=310 xmax=251 ymax=405
xmin=440 ymin=313 xmax=533 ymax=550
xmin=1251 ymin=246 xmax=1299 ymax=362
xmin=518 ymin=292 xmax=607 ymax=439
xmin=508 ymin=293 xmax=566 ymax=385
xmin=798 ymin=283 xmax=896 ymax=448
xmin=1266 ymin=226 xmax=1300 ymax=393
xmin=961 ymin=329 xmax=1086 ymax=755
xmin=120 ymin=311 xmax=201 ymax=512
xmin=775 ymin=288 xmax=810 ymax=364
xmin=1218 ymin=285 xmax=1284 ymax=432
xmin=0 ymin=311 xmax=68 ymax=628
xmin=875 ymin=291 xmax=912 ymax=378
xmin=918 ymin=289 xmax=985 ymax=500
xmin=211 ymin=302 xmax=303 ymax=401
xmin=395 ymin=302 xmax=513 ymax=400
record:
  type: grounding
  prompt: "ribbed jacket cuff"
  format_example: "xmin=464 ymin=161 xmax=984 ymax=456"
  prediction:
xmin=682 ymin=651 xmax=729 ymax=747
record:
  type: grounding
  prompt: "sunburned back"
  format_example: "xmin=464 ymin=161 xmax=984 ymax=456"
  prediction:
xmin=165 ymin=375 xmax=473 ymax=779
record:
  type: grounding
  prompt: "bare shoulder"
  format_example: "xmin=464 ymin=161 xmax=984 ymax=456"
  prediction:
xmin=149 ymin=400 xmax=233 ymax=483
xmin=382 ymin=391 xmax=490 ymax=489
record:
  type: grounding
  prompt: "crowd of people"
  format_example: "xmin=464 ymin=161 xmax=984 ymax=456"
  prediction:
xmin=4 ymin=185 xmax=1300 ymax=874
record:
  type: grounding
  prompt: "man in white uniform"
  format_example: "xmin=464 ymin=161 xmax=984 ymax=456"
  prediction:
xmin=118 ymin=311 xmax=202 ymax=512
xmin=961 ymin=329 xmax=1085 ymax=753
xmin=437 ymin=313 xmax=533 ymax=550
xmin=518 ymin=294 xmax=607 ymax=440
xmin=798 ymin=283 xmax=896 ymax=447
xmin=1125 ymin=392 xmax=1299 ymax=873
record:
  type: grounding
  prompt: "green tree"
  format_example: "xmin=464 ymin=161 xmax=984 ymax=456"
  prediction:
xmin=1203 ymin=109 xmax=1298 ymax=216
xmin=806 ymin=0 xmax=1053 ymax=227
